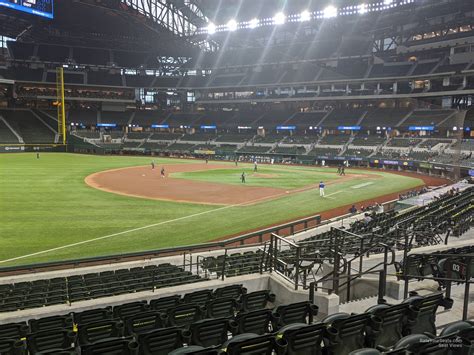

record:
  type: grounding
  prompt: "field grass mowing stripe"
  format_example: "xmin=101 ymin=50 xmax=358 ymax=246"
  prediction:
xmin=0 ymin=187 xmax=304 ymax=264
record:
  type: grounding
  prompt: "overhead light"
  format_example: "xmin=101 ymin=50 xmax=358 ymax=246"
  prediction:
xmin=300 ymin=10 xmax=311 ymax=22
xmin=207 ymin=22 xmax=216 ymax=34
xmin=384 ymin=0 xmax=393 ymax=5
xmin=323 ymin=5 xmax=338 ymax=18
xmin=358 ymin=3 xmax=368 ymax=14
xmin=249 ymin=18 xmax=259 ymax=29
xmin=227 ymin=19 xmax=238 ymax=31
xmin=273 ymin=12 xmax=286 ymax=25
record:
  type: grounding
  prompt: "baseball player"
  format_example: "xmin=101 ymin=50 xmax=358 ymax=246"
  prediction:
xmin=319 ymin=181 xmax=325 ymax=197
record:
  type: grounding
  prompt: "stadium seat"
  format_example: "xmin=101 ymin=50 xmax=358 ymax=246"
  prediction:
xmin=0 ymin=338 xmax=26 ymax=355
xmin=149 ymin=295 xmax=182 ymax=312
xmin=26 ymin=329 xmax=76 ymax=354
xmin=205 ymin=297 xmax=239 ymax=318
xmin=0 ymin=322 xmax=29 ymax=340
xmin=183 ymin=289 xmax=214 ymax=306
xmin=222 ymin=333 xmax=287 ymax=355
xmin=123 ymin=311 xmax=168 ymax=335
xmin=29 ymin=315 xmax=74 ymax=332
xmin=113 ymin=301 xmax=149 ymax=319
xmin=76 ymin=319 xmax=124 ymax=345
xmin=402 ymin=292 xmax=453 ymax=335
xmin=136 ymin=327 xmax=188 ymax=355
xmin=278 ymin=322 xmax=326 ymax=355
xmin=239 ymin=290 xmax=276 ymax=312
xmin=233 ymin=309 xmax=279 ymax=335
xmin=274 ymin=301 xmax=319 ymax=326
xmin=167 ymin=304 xmax=206 ymax=328
xmin=72 ymin=307 xmax=113 ymax=325
xmin=323 ymin=312 xmax=381 ymax=355
xmin=365 ymin=303 xmax=414 ymax=347
xmin=188 ymin=318 xmax=237 ymax=347
xmin=80 ymin=337 xmax=139 ymax=355
xmin=213 ymin=284 xmax=247 ymax=299
xmin=169 ymin=345 xmax=219 ymax=355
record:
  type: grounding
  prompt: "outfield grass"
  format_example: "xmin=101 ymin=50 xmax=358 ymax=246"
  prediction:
xmin=0 ymin=153 xmax=424 ymax=267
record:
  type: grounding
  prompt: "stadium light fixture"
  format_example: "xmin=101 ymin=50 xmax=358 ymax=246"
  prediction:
xmin=273 ymin=12 xmax=286 ymax=25
xmin=358 ymin=3 xmax=368 ymax=14
xmin=249 ymin=18 xmax=259 ymax=29
xmin=384 ymin=0 xmax=393 ymax=5
xmin=207 ymin=22 xmax=216 ymax=34
xmin=227 ymin=19 xmax=238 ymax=31
xmin=323 ymin=5 xmax=338 ymax=19
xmin=300 ymin=10 xmax=311 ymax=22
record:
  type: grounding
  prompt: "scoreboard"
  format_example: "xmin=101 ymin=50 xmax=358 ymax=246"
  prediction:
xmin=0 ymin=0 xmax=53 ymax=19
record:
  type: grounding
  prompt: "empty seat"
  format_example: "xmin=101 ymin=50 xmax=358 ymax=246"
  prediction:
xmin=222 ymin=333 xmax=287 ymax=355
xmin=213 ymin=285 xmax=247 ymax=299
xmin=0 ymin=322 xmax=29 ymax=340
xmin=402 ymin=292 xmax=453 ymax=335
xmin=234 ymin=309 xmax=279 ymax=335
xmin=323 ymin=312 xmax=381 ymax=355
xmin=167 ymin=304 xmax=205 ymax=328
xmin=80 ymin=337 xmax=138 ymax=355
xmin=205 ymin=297 xmax=239 ymax=318
xmin=123 ymin=311 xmax=167 ymax=336
xmin=113 ymin=301 xmax=149 ymax=319
xmin=239 ymin=290 xmax=276 ymax=312
xmin=29 ymin=315 xmax=74 ymax=332
xmin=149 ymin=295 xmax=181 ymax=312
xmin=77 ymin=319 xmax=124 ymax=346
xmin=365 ymin=303 xmax=413 ymax=347
xmin=278 ymin=322 xmax=326 ymax=355
xmin=26 ymin=329 xmax=76 ymax=354
xmin=0 ymin=338 xmax=26 ymax=355
xmin=274 ymin=301 xmax=319 ymax=326
xmin=183 ymin=290 xmax=214 ymax=306
xmin=188 ymin=318 xmax=237 ymax=347
xmin=72 ymin=307 xmax=113 ymax=325
xmin=136 ymin=327 xmax=187 ymax=355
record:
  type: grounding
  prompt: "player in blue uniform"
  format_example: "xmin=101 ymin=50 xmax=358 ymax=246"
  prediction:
xmin=319 ymin=181 xmax=325 ymax=197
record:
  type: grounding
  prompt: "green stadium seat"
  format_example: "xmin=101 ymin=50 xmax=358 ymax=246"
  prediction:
xmin=77 ymin=319 xmax=124 ymax=346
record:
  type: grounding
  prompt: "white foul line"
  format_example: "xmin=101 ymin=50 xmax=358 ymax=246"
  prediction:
xmin=324 ymin=190 xmax=344 ymax=199
xmin=0 ymin=189 xmax=296 ymax=265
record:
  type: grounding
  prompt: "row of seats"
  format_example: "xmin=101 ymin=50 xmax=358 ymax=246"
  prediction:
xmin=0 ymin=264 xmax=204 ymax=313
xmin=0 ymin=290 xmax=466 ymax=355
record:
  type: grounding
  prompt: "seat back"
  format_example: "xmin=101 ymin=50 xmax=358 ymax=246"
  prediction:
xmin=214 ymin=285 xmax=246 ymax=299
xmin=324 ymin=313 xmax=380 ymax=355
xmin=136 ymin=327 xmax=184 ymax=355
xmin=275 ymin=301 xmax=319 ymax=326
xmin=72 ymin=308 xmax=113 ymax=325
xmin=124 ymin=311 xmax=167 ymax=336
xmin=402 ymin=292 xmax=449 ymax=335
xmin=278 ymin=322 xmax=326 ymax=355
xmin=149 ymin=295 xmax=181 ymax=312
xmin=183 ymin=290 xmax=214 ymax=306
xmin=80 ymin=337 xmax=138 ymax=355
xmin=113 ymin=301 xmax=149 ymax=319
xmin=29 ymin=315 xmax=74 ymax=332
xmin=206 ymin=297 xmax=238 ymax=318
xmin=0 ymin=338 xmax=26 ymax=355
xmin=167 ymin=304 xmax=205 ymax=328
xmin=77 ymin=319 xmax=124 ymax=345
xmin=224 ymin=333 xmax=286 ymax=355
xmin=365 ymin=303 xmax=410 ymax=347
xmin=26 ymin=329 xmax=76 ymax=354
xmin=234 ymin=309 xmax=278 ymax=335
xmin=189 ymin=318 xmax=236 ymax=347
xmin=0 ymin=322 xmax=29 ymax=340
xmin=239 ymin=290 xmax=275 ymax=312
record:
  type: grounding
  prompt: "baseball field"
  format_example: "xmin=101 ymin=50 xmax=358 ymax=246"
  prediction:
xmin=0 ymin=153 xmax=443 ymax=267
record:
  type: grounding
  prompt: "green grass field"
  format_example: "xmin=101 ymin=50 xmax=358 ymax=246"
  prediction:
xmin=0 ymin=153 xmax=424 ymax=267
